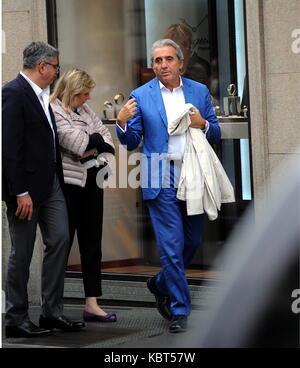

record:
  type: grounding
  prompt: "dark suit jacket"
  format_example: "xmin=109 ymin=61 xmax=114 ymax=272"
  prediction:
xmin=2 ymin=73 xmax=65 ymax=205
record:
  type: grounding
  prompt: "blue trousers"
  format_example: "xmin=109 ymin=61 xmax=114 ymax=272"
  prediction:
xmin=147 ymin=186 xmax=204 ymax=316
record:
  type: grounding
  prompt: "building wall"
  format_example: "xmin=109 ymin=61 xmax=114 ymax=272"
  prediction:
xmin=2 ymin=0 xmax=48 ymax=83
xmin=246 ymin=0 xmax=300 ymax=211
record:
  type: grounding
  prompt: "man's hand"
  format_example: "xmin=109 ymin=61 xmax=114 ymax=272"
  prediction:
xmin=189 ymin=107 xmax=206 ymax=129
xmin=116 ymin=98 xmax=137 ymax=129
xmin=15 ymin=194 xmax=33 ymax=220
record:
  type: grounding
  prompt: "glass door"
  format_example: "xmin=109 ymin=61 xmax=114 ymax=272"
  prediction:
xmin=48 ymin=0 xmax=252 ymax=276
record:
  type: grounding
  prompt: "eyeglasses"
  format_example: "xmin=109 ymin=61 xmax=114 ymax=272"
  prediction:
xmin=44 ymin=62 xmax=60 ymax=70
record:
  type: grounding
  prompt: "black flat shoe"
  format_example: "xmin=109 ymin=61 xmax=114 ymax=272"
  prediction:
xmin=6 ymin=320 xmax=53 ymax=338
xmin=169 ymin=315 xmax=187 ymax=333
xmin=147 ymin=277 xmax=172 ymax=321
xmin=39 ymin=315 xmax=85 ymax=332
xmin=83 ymin=310 xmax=117 ymax=322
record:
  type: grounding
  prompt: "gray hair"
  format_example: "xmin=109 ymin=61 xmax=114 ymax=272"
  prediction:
xmin=151 ymin=39 xmax=184 ymax=64
xmin=23 ymin=41 xmax=59 ymax=70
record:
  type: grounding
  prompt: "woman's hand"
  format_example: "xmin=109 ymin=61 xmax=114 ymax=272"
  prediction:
xmin=116 ymin=98 xmax=137 ymax=129
xmin=75 ymin=148 xmax=97 ymax=161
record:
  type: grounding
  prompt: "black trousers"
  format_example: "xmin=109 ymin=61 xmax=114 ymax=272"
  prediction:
xmin=5 ymin=174 xmax=69 ymax=326
xmin=64 ymin=168 xmax=103 ymax=297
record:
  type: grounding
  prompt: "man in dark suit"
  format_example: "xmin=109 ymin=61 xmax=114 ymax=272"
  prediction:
xmin=2 ymin=41 xmax=85 ymax=338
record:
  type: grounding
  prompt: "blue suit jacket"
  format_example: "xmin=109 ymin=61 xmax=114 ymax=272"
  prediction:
xmin=117 ymin=77 xmax=221 ymax=200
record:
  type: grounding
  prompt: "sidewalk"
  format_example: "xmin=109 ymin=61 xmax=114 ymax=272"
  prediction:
xmin=2 ymin=303 xmax=211 ymax=349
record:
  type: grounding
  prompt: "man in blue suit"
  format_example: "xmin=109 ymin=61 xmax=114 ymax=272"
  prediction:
xmin=116 ymin=39 xmax=221 ymax=332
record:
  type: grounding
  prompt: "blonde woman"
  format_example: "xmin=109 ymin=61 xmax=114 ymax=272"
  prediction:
xmin=50 ymin=68 xmax=116 ymax=322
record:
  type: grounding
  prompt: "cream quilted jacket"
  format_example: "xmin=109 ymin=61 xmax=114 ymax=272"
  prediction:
xmin=51 ymin=98 xmax=114 ymax=187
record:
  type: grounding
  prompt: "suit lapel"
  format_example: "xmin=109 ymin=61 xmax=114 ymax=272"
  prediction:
xmin=49 ymin=104 xmax=61 ymax=161
xmin=149 ymin=78 xmax=168 ymax=129
xmin=49 ymin=104 xmax=58 ymax=134
xmin=17 ymin=74 xmax=53 ymax=131
xmin=182 ymin=77 xmax=194 ymax=104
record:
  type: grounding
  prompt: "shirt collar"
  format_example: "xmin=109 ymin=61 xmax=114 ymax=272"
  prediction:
xmin=20 ymin=71 xmax=50 ymax=98
xmin=159 ymin=76 xmax=183 ymax=91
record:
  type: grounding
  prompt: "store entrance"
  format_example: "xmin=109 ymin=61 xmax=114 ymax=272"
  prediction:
xmin=47 ymin=0 xmax=252 ymax=278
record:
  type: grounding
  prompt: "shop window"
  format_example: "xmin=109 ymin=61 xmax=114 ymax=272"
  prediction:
xmin=47 ymin=0 xmax=252 ymax=277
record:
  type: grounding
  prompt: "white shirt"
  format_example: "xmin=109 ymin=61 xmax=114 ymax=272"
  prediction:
xmin=17 ymin=72 xmax=56 ymax=197
xmin=159 ymin=78 xmax=186 ymax=160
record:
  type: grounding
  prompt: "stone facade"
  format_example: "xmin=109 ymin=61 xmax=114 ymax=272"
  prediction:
xmin=245 ymin=0 xmax=300 ymax=211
